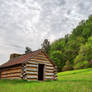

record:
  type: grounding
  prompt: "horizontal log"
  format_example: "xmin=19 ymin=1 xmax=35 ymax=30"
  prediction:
xmin=1 ymin=66 xmax=21 ymax=71
xmin=30 ymin=58 xmax=49 ymax=62
xmin=1 ymin=75 xmax=21 ymax=78
xmin=1 ymin=72 xmax=21 ymax=76
xmin=26 ymin=74 xmax=38 ymax=76
xmin=27 ymin=60 xmax=51 ymax=65
xmin=45 ymin=68 xmax=54 ymax=71
xmin=1 ymin=69 xmax=22 ymax=75
xmin=1 ymin=72 xmax=21 ymax=75
xmin=25 ymin=67 xmax=37 ymax=70
xmin=31 ymin=57 xmax=49 ymax=61
xmin=45 ymin=67 xmax=54 ymax=70
xmin=1 ymin=77 xmax=21 ymax=79
xmin=45 ymin=75 xmax=56 ymax=78
xmin=1 ymin=73 xmax=21 ymax=77
xmin=25 ymin=66 xmax=54 ymax=71
xmin=25 ymin=70 xmax=37 ymax=73
xmin=26 ymin=76 xmax=38 ymax=79
xmin=1 ymin=72 xmax=22 ymax=75
xmin=26 ymin=63 xmax=37 ymax=66
xmin=45 ymin=77 xmax=54 ymax=79
xmin=30 ymin=58 xmax=50 ymax=62
xmin=24 ymin=69 xmax=37 ymax=72
xmin=24 ymin=64 xmax=38 ymax=67
xmin=45 ymin=73 xmax=55 ymax=76
xmin=45 ymin=71 xmax=54 ymax=73
xmin=45 ymin=70 xmax=54 ymax=72
xmin=27 ymin=61 xmax=38 ymax=64
xmin=24 ymin=72 xmax=37 ymax=75
xmin=46 ymin=64 xmax=53 ymax=67
xmin=29 ymin=60 xmax=50 ymax=65
xmin=1 ymin=68 xmax=21 ymax=74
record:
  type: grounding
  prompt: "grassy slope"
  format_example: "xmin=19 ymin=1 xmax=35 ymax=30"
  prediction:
xmin=0 ymin=68 xmax=92 ymax=92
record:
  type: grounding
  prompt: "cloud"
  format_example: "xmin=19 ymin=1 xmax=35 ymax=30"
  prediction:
xmin=0 ymin=0 xmax=92 ymax=64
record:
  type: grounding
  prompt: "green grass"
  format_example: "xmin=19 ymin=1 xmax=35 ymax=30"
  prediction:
xmin=0 ymin=68 xmax=92 ymax=92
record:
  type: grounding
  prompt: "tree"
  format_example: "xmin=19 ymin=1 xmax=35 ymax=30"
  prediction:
xmin=41 ymin=39 xmax=50 ymax=54
xmin=50 ymin=51 xmax=65 ymax=72
xmin=79 ymin=20 xmax=85 ymax=26
xmin=48 ymin=14 xmax=92 ymax=71
xmin=65 ymin=34 xmax=69 ymax=45
xmin=25 ymin=47 xmax=32 ymax=54
xmin=74 ymin=37 xmax=92 ymax=69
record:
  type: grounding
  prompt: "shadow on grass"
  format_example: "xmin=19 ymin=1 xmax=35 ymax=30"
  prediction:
xmin=0 ymin=79 xmax=39 ymax=84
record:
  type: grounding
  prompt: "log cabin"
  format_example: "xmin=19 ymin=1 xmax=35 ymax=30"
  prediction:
xmin=0 ymin=49 xmax=57 ymax=81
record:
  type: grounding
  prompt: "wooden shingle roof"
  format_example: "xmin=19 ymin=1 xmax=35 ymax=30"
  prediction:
xmin=0 ymin=49 xmax=56 ymax=68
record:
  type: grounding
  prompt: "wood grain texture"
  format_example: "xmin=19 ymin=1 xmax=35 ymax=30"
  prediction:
xmin=0 ymin=51 xmax=57 ymax=81
xmin=0 ymin=66 xmax=22 ymax=79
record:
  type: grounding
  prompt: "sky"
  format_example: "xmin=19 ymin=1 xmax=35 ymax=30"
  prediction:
xmin=0 ymin=0 xmax=92 ymax=65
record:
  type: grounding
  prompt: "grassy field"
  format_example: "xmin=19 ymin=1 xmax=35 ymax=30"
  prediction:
xmin=0 ymin=68 xmax=92 ymax=92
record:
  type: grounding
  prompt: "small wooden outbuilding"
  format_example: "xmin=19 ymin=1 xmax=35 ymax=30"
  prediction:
xmin=0 ymin=49 xmax=57 ymax=81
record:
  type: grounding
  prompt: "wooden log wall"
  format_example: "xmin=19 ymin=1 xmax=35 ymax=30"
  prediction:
xmin=23 ymin=52 xmax=57 ymax=81
xmin=0 ymin=52 xmax=57 ymax=81
xmin=23 ymin=63 xmax=38 ymax=80
xmin=0 ymin=66 xmax=22 ymax=79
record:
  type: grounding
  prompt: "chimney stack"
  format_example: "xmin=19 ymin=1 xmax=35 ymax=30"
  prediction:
xmin=10 ymin=53 xmax=22 ymax=60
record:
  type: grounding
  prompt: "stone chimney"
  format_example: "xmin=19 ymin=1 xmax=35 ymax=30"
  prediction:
xmin=10 ymin=53 xmax=22 ymax=60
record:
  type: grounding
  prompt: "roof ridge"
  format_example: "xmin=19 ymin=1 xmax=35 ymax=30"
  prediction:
xmin=0 ymin=49 xmax=43 ymax=68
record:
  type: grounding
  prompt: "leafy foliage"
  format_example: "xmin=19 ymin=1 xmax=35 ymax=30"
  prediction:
xmin=74 ymin=37 xmax=92 ymax=69
xmin=48 ymin=15 xmax=92 ymax=71
xmin=50 ymin=51 xmax=65 ymax=71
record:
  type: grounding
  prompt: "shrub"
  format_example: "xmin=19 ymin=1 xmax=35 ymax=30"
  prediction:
xmin=62 ymin=61 xmax=73 ymax=72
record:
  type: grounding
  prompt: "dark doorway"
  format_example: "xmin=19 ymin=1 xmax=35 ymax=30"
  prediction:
xmin=38 ymin=64 xmax=44 ymax=81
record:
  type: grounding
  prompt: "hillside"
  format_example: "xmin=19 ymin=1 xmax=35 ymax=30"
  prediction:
xmin=48 ymin=15 xmax=92 ymax=71
xmin=58 ymin=68 xmax=92 ymax=81
xmin=0 ymin=68 xmax=92 ymax=92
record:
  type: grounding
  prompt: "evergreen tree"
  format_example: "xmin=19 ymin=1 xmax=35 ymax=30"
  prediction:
xmin=41 ymin=39 xmax=50 ymax=54
xmin=25 ymin=47 xmax=32 ymax=54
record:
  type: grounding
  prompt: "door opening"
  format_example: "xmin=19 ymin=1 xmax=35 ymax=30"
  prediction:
xmin=38 ymin=64 xmax=44 ymax=81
